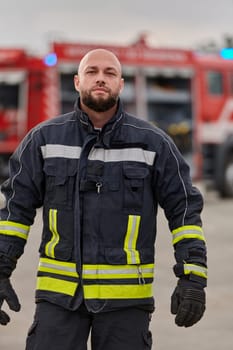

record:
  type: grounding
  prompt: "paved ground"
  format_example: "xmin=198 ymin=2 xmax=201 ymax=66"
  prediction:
xmin=0 ymin=188 xmax=232 ymax=349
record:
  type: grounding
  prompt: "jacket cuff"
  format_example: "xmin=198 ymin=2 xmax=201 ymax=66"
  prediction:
xmin=0 ymin=254 xmax=17 ymax=278
xmin=174 ymin=263 xmax=207 ymax=287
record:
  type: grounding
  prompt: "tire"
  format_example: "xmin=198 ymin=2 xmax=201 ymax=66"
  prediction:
xmin=214 ymin=138 xmax=233 ymax=198
xmin=222 ymin=156 xmax=233 ymax=197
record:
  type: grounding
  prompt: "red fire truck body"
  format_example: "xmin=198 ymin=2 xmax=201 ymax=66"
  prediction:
xmin=52 ymin=38 xmax=233 ymax=197
xmin=1 ymin=40 xmax=233 ymax=197
xmin=0 ymin=48 xmax=59 ymax=177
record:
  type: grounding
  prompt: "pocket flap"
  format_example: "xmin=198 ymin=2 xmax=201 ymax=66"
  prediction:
xmin=44 ymin=159 xmax=78 ymax=181
xmin=123 ymin=166 xmax=149 ymax=179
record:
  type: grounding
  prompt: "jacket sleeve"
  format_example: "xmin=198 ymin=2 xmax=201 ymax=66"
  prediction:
xmin=154 ymin=133 xmax=207 ymax=287
xmin=0 ymin=126 xmax=45 ymax=273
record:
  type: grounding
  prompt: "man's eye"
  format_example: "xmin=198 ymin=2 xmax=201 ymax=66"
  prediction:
xmin=107 ymin=71 xmax=116 ymax=76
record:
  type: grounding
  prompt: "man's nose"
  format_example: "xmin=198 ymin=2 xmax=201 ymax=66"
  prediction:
xmin=95 ymin=72 xmax=106 ymax=83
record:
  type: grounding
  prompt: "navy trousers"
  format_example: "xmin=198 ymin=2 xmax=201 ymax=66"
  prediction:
xmin=25 ymin=302 xmax=153 ymax=350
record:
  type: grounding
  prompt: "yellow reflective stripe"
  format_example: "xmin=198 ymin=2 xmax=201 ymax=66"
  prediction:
xmin=82 ymin=264 xmax=154 ymax=279
xmin=36 ymin=276 xmax=78 ymax=296
xmin=45 ymin=209 xmax=60 ymax=258
xmin=172 ymin=225 xmax=205 ymax=245
xmin=83 ymin=283 xmax=153 ymax=299
xmin=38 ymin=258 xmax=78 ymax=278
xmin=0 ymin=220 xmax=30 ymax=240
xmin=184 ymin=263 xmax=207 ymax=279
xmin=124 ymin=215 xmax=141 ymax=264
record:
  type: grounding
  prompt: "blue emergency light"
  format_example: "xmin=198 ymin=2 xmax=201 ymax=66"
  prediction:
xmin=220 ymin=48 xmax=233 ymax=60
xmin=44 ymin=53 xmax=57 ymax=66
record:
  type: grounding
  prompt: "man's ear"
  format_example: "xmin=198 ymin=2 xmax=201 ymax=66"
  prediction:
xmin=74 ymin=75 xmax=80 ymax=92
xmin=120 ymin=78 xmax=124 ymax=94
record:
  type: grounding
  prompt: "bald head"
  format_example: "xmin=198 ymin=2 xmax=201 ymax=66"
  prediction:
xmin=78 ymin=49 xmax=122 ymax=76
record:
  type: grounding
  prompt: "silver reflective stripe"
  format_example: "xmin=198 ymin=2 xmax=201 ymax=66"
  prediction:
xmin=172 ymin=225 xmax=205 ymax=245
xmin=184 ymin=264 xmax=207 ymax=278
xmin=172 ymin=230 xmax=205 ymax=244
xmin=45 ymin=209 xmax=60 ymax=258
xmin=124 ymin=215 xmax=141 ymax=264
xmin=41 ymin=145 xmax=156 ymax=165
xmin=39 ymin=261 xmax=77 ymax=274
xmin=41 ymin=144 xmax=82 ymax=159
xmin=88 ymin=148 xmax=156 ymax=165
xmin=38 ymin=257 xmax=78 ymax=277
xmin=83 ymin=266 xmax=154 ymax=276
xmin=0 ymin=221 xmax=30 ymax=240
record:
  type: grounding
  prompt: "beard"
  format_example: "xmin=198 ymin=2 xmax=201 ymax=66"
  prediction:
xmin=80 ymin=90 xmax=118 ymax=112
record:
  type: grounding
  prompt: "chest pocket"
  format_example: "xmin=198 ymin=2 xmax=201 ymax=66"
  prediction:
xmin=44 ymin=159 xmax=78 ymax=209
xmin=123 ymin=165 xmax=149 ymax=211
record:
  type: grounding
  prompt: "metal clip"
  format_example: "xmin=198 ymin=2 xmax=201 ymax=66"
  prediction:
xmin=137 ymin=265 xmax=145 ymax=285
xmin=96 ymin=182 xmax=102 ymax=194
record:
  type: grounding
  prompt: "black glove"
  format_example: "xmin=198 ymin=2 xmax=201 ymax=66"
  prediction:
xmin=0 ymin=278 xmax=21 ymax=325
xmin=171 ymin=279 xmax=206 ymax=327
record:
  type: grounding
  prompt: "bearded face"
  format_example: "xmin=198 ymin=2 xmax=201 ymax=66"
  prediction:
xmin=74 ymin=50 xmax=124 ymax=115
xmin=80 ymin=88 xmax=119 ymax=112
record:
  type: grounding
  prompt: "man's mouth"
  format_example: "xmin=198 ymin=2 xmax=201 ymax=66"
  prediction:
xmin=92 ymin=86 xmax=109 ymax=93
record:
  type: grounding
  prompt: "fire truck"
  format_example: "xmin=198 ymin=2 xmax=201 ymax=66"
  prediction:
xmin=50 ymin=36 xmax=233 ymax=197
xmin=0 ymin=48 xmax=59 ymax=179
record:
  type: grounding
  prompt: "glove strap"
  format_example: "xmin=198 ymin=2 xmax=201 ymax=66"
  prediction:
xmin=183 ymin=288 xmax=206 ymax=303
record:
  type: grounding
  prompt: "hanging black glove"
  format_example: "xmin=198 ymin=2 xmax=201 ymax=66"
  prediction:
xmin=0 ymin=254 xmax=21 ymax=326
xmin=0 ymin=278 xmax=21 ymax=325
xmin=171 ymin=279 xmax=206 ymax=327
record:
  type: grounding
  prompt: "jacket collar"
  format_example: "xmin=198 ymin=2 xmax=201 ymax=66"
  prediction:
xmin=75 ymin=97 xmax=124 ymax=141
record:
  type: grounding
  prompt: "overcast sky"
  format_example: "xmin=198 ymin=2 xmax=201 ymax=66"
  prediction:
xmin=1 ymin=0 xmax=233 ymax=54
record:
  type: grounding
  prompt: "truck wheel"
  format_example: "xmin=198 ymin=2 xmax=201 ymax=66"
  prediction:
xmin=222 ymin=156 xmax=233 ymax=197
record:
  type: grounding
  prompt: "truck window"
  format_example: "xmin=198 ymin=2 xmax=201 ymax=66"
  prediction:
xmin=121 ymin=75 xmax=136 ymax=114
xmin=206 ymin=71 xmax=223 ymax=95
xmin=60 ymin=72 xmax=77 ymax=114
xmin=0 ymin=83 xmax=19 ymax=109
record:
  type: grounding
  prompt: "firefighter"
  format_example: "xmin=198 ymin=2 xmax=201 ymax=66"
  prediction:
xmin=0 ymin=49 xmax=207 ymax=350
